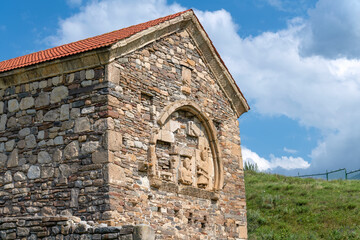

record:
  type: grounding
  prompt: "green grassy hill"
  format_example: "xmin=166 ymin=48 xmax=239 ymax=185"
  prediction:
xmin=245 ymin=171 xmax=360 ymax=240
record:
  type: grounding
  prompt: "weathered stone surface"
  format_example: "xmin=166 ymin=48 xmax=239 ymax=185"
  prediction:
xmin=54 ymin=136 xmax=64 ymax=145
xmin=41 ymin=166 xmax=54 ymax=178
xmin=92 ymin=150 xmax=113 ymax=164
xmin=108 ymin=163 xmax=125 ymax=185
xmin=59 ymin=164 xmax=72 ymax=177
xmin=0 ymin=153 xmax=7 ymax=167
xmin=60 ymin=104 xmax=70 ymax=121
xmin=19 ymin=128 xmax=31 ymax=138
xmin=25 ymin=134 xmax=37 ymax=149
xmin=74 ymin=117 xmax=91 ymax=133
xmin=43 ymin=109 xmax=60 ymax=122
xmin=81 ymin=106 xmax=95 ymax=114
xmin=106 ymin=131 xmax=122 ymax=151
xmin=20 ymin=97 xmax=34 ymax=110
xmin=133 ymin=225 xmax=155 ymax=240
xmin=81 ymin=141 xmax=100 ymax=154
xmin=70 ymin=108 xmax=80 ymax=119
xmin=52 ymin=76 xmax=61 ymax=86
xmin=13 ymin=171 xmax=27 ymax=181
xmin=18 ymin=115 xmax=32 ymax=125
xmin=0 ymin=102 xmax=4 ymax=114
xmin=53 ymin=149 xmax=63 ymax=162
xmin=51 ymin=86 xmax=68 ymax=104
xmin=38 ymin=151 xmax=51 ymax=164
xmin=70 ymin=188 xmax=80 ymax=207
xmin=5 ymin=140 xmax=15 ymax=152
xmin=7 ymin=149 xmax=18 ymax=168
xmin=0 ymin=26 xmax=247 ymax=239
xmin=17 ymin=227 xmax=30 ymax=237
xmin=27 ymin=165 xmax=41 ymax=179
xmin=0 ymin=114 xmax=7 ymax=131
xmin=64 ymin=141 xmax=80 ymax=159
xmin=8 ymin=99 xmax=19 ymax=112
xmin=4 ymin=170 xmax=12 ymax=183
xmin=86 ymin=69 xmax=95 ymax=79
xmin=35 ymin=92 xmax=50 ymax=107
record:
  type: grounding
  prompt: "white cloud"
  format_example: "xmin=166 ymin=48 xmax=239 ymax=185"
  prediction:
xmin=300 ymin=0 xmax=360 ymax=59
xmin=46 ymin=0 xmax=360 ymax=173
xmin=66 ymin=0 xmax=83 ymax=7
xmin=242 ymin=147 xmax=310 ymax=171
xmin=196 ymin=7 xmax=360 ymax=172
xmin=283 ymin=147 xmax=297 ymax=154
xmin=47 ymin=0 xmax=185 ymax=45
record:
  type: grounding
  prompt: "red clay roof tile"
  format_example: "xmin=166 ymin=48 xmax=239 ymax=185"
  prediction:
xmin=0 ymin=9 xmax=191 ymax=73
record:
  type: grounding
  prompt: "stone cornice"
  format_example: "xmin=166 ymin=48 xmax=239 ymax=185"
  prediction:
xmin=0 ymin=49 xmax=109 ymax=88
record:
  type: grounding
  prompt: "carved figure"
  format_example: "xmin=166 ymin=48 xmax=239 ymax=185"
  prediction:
xmin=197 ymin=147 xmax=210 ymax=188
xmin=179 ymin=157 xmax=192 ymax=185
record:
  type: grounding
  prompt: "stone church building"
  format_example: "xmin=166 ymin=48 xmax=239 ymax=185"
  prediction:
xmin=0 ymin=9 xmax=249 ymax=239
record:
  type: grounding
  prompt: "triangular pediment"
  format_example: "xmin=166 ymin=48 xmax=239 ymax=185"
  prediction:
xmin=108 ymin=10 xmax=249 ymax=117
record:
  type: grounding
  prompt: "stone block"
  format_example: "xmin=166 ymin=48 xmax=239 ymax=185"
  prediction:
xmin=105 ymin=130 xmax=122 ymax=151
xmin=0 ymin=114 xmax=7 ymax=131
xmin=133 ymin=225 xmax=155 ymax=240
xmin=44 ymin=109 xmax=60 ymax=122
xmin=86 ymin=69 xmax=95 ymax=79
xmin=70 ymin=188 xmax=80 ymax=207
xmin=158 ymin=130 xmax=174 ymax=143
xmin=92 ymin=150 xmax=113 ymax=164
xmin=8 ymin=99 xmax=19 ymax=112
xmin=81 ymin=141 xmax=100 ymax=154
xmin=7 ymin=149 xmax=18 ymax=168
xmin=13 ymin=171 xmax=27 ymax=181
xmin=28 ymin=165 xmax=41 ymax=179
xmin=60 ymin=104 xmax=70 ymax=121
xmin=41 ymin=166 xmax=54 ymax=178
xmin=108 ymin=163 xmax=125 ymax=185
xmin=51 ymin=86 xmax=69 ymax=104
xmin=19 ymin=97 xmax=34 ymax=110
xmin=74 ymin=117 xmax=91 ymax=133
xmin=38 ymin=151 xmax=52 ymax=164
xmin=64 ymin=141 xmax=80 ymax=159
xmin=25 ymin=134 xmax=37 ymax=149
xmin=182 ymin=66 xmax=192 ymax=85
xmin=35 ymin=92 xmax=50 ymax=107
xmin=0 ymin=153 xmax=7 ymax=167
xmin=181 ymin=86 xmax=191 ymax=95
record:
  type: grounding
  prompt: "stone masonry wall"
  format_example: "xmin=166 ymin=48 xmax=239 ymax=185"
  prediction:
xmin=105 ymin=29 xmax=247 ymax=239
xmin=0 ymin=27 xmax=247 ymax=239
xmin=0 ymin=216 xmax=154 ymax=240
xmin=0 ymin=67 xmax=113 ymax=220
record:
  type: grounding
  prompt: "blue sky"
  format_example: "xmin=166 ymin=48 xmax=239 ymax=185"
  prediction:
xmin=1 ymin=0 xmax=360 ymax=175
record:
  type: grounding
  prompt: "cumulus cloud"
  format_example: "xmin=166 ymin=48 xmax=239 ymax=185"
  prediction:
xmin=46 ymin=0 xmax=360 ymax=174
xmin=242 ymin=147 xmax=310 ymax=171
xmin=300 ymin=0 xmax=360 ymax=59
xmin=196 ymin=7 xmax=360 ymax=173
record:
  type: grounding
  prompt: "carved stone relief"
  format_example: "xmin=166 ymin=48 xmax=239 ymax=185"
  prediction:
xmin=148 ymin=110 xmax=215 ymax=191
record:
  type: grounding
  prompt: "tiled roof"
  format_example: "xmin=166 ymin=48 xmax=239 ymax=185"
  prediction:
xmin=0 ymin=9 xmax=191 ymax=73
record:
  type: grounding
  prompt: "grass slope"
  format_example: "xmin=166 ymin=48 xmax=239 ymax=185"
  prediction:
xmin=245 ymin=171 xmax=360 ymax=240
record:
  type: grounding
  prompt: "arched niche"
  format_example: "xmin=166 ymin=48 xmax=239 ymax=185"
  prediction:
xmin=148 ymin=100 xmax=224 ymax=191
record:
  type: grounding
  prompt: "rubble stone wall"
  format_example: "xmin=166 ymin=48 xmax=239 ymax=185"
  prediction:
xmin=0 ymin=216 xmax=154 ymax=240
xmin=0 ymin=28 xmax=247 ymax=239
xmin=0 ymin=67 xmax=112 ymax=220
xmin=105 ymin=29 xmax=247 ymax=239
